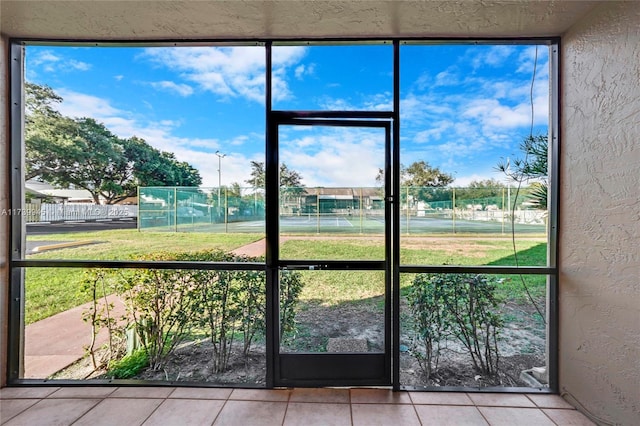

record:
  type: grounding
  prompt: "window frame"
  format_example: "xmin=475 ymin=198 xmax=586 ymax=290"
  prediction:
xmin=7 ymin=37 xmax=559 ymax=392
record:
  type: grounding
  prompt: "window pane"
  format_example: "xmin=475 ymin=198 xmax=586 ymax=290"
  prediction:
xmin=400 ymin=272 xmax=548 ymax=388
xmin=24 ymin=45 xmax=266 ymax=260
xmin=280 ymin=270 xmax=385 ymax=353
xmin=272 ymin=44 xmax=393 ymax=111
xmin=23 ymin=267 xmax=266 ymax=386
xmin=278 ymin=125 xmax=386 ymax=260
xmin=399 ymin=44 xmax=550 ymax=266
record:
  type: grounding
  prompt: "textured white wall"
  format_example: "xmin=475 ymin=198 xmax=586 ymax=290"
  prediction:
xmin=561 ymin=2 xmax=640 ymax=425
xmin=0 ymin=1 xmax=599 ymax=39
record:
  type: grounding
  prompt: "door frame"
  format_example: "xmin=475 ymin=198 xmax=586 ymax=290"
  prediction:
xmin=265 ymin=111 xmax=395 ymax=387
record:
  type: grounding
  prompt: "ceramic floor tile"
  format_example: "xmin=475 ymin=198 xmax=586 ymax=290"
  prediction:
xmin=478 ymin=407 xmax=555 ymax=426
xmin=283 ymin=402 xmax=351 ymax=426
xmin=213 ymin=400 xmax=287 ymax=426
xmin=48 ymin=386 xmax=117 ymax=399
xmin=414 ymin=404 xmax=489 ymax=425
xmin=143 ymin=398 xmax=225 ymax=426
xmin=110 ymin=386 xmax=175 ymax=398
xmin=527 ymin=394 xmax=575 ymax=409
xmin=349 ymin=388 xmax=412 ymax=404
xmin=169 ymin=387 xmax=232 ymax=400
xmin=351 ymin=403 xmax=421 ymax=426
xmin=228 ymin=388 xmax=290 ymax=402
xmin=409 ymin=392 xmax=473 ymax=405
xmin=543 ymin=408 xmax=596 ymax=425
xmin=289 ymin=388 xmax=350 ymax=403
xmin=0 ymin=387 xmax=58 ymax=399
xmin=3 ymin=398 xmax=100 ymax=426
xmin=0 ymin=399 xmax=39 ymax=424
xmin=72 ymin=398 xmax=163 ymax=426
xmin=468 ymin=393 xmax=536 ymax=407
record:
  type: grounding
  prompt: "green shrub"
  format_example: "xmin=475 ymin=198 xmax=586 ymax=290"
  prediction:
xmin=279 ymin=270 xmax=304 ymax=340
xmin=106 ymin=349 xmax=149 ymax=379
xmin=80 ymin=269 xmax=126 ymax=370
xmin=120 ymin=260 xmax=200 ymax=371
xmin=83 ymin=250 xmax=304 ymax=375
xmin=407 ymin=274 xmax=448 ymax=379
xmin=409 ymin=273 xmax=503 ymax=378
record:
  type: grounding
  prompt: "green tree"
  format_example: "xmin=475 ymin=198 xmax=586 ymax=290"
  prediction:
xmin=245 ymin=161 xmax=305 ymax=196
xmin=32 ymin=117 xmax=133 ymax=204
xmin=456 ymin=179 xmax=506 ymax=209
xmin=125 ymin=138 xmax=201 ymax=188
xmin=403 ymin=160 xmax=454 ymax=188
xmin=497 ymin=135 xmax=548 ymax=209
xmin=375 ymin=161 xmax=454 ymax=188
xmin=25 ymin=83 xmax=202 ymax=204
xmin=377 ymin=161 xmax=454 ymax=206
xmin=245 ymin=160 xmax=265 ymax=189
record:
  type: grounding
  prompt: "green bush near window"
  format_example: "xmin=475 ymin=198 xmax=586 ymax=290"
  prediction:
xmin=82 ymin=250 xmax=303 ymax=375
xmin=408 ymin=273 xmax=503 ymax=379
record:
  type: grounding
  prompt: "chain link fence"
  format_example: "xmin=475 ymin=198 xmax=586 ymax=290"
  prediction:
xmin=138 ymin=186 xmax=546 ymax=234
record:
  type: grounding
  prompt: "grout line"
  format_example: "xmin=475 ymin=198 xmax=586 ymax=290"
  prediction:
xmin=68 ymin=397 xmax=107 ymax=425
xmin=539 ymin=407 xmax=561 ymax=426
xmin=280 ymin=387 xmax=292 ymax=425
xmin=348 ymin=389 xmax=354 ymax=425
xmin=475 ymin=405 xmax=492 ymax=426
xmin=0 ymin=398 xmax=40 ymax=424
xmin=210 ymin=396 xmax=228 ymax=426
xmin=165 ymin=387 xmax=177 ymax=399
xmin=138 ymin=395 xmax=166 ymax=425
xmin=410 ymin=398 xmax=423 ymax=426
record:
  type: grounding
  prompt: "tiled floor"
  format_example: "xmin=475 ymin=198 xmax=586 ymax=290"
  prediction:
xmin=0 ymin=387 xmax=595 ymax=425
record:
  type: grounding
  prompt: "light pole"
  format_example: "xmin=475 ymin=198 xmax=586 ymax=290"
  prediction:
xmin=215 ymin=151 xmax=226 ymax=218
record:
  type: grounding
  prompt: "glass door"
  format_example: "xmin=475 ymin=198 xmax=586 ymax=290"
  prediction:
xmin=267 ymin=111 xmax=392 ymax=386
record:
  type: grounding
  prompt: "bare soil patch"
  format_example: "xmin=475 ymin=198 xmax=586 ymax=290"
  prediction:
xmin=54 ymin=298 xmax=545 ymax=389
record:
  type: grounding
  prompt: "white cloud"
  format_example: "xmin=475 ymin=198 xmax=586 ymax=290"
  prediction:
xmin=142 ymin=46 xmax=307 ymax=103
xmin=149 ymin=80 xmax=194 ymax=97
xmin=414 ymin=121 xmax=454 ymax=143
xmin=470 ymin=45 xmax=515 ymax=68
xmin=294 ymin=63 xmax=316 ymax=80
xmin=28 ymin=50 xmax=91 ymax=73
xmin=281 ymin=128 xmax=385 ymax=187
xmin=56 ymin=89 xmax=124 ymax=119
xmin=517 ymin=46 xmax=550 ymax=76
xmin=52 ymin=88 xmax=263 ymax=187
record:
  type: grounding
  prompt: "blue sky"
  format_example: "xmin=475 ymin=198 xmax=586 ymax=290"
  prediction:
xmin=26 ymin=43 xmax=549 ymax=189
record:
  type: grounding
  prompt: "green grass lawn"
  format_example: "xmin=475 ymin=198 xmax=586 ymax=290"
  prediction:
xmin=27 ymin=230 xmax=264 ymax=260
xmin=25 ymin=231 xmax=263 ymax=323
xmin=25 ymin=231 xmax=547 ymax=324
xmin=280 ymin=237 xmax=547 ymax=307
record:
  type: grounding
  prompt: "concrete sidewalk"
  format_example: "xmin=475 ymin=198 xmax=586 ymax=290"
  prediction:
xmin=23 ymin=239 xmax=267 ymax=379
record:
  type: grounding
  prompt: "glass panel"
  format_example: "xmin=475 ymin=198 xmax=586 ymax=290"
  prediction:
xmin=280 ymin=270 xmax=385 ymax=354
xmin=400 ymin=272 xmax=548 ymax=388
xmin=399 ymin=44 xmax=550 ymax=266
xmin=278 ymin=125 xmax=386 ymax=259
xmin=24 ymin=45 xmax=266 ymax=260
xmin=23 ymin=266 xmax=266 ymax=386
xmin=272 ymin=44 xmax=392 ymax=111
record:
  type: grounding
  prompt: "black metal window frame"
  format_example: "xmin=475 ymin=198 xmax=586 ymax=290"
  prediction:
xmin=7 ymin=37 xmax=560 ymax=392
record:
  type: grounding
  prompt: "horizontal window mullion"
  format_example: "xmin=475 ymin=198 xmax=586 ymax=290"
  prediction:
xmin=279 ymin=260 xmax=385 ymax=271
xmin=11 ymin=259 xmax=266 ymax=271
xmin=399 ymin=265 xmax=554 ymax=275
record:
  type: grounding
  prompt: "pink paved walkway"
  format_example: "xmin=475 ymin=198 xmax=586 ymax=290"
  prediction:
xmin=25 ymin=295 xmax=126 ymax=378
xmin=24 ymin=239 xmax=268 ymax=379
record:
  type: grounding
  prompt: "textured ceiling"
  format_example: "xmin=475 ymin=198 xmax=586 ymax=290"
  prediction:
xmin=1 ymin=1 xmax=601 ymax=40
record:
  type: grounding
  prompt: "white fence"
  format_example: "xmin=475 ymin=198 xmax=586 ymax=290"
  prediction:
xmin=25 ymin=203 xmax=137 ymax=223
